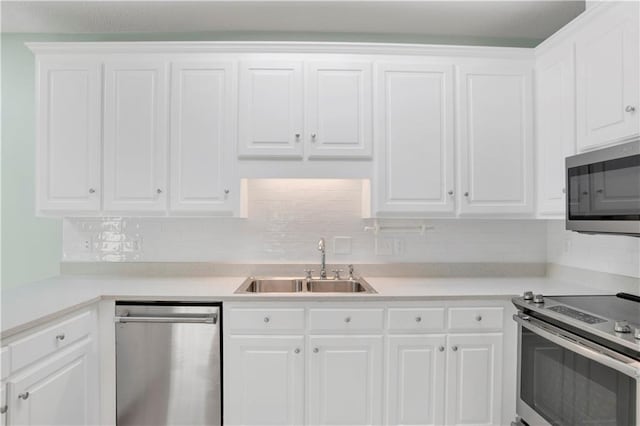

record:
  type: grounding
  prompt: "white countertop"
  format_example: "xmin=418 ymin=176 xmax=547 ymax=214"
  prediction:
xmin=1 ymin=274 xmax=612 ymax=338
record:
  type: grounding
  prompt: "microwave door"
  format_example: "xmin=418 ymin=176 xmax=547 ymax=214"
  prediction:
xmin=568 ymin=166 xmax=591 ymax=216
xmin=591 ymin=158 xmax=640 ymax=215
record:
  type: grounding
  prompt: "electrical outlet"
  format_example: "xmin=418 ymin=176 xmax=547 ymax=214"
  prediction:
xmin=375 ymin=238 xmax=393 ymax=256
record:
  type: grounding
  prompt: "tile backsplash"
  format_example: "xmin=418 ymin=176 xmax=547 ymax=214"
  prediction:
xmin=63 ymin=179 xmax=548 ymax=264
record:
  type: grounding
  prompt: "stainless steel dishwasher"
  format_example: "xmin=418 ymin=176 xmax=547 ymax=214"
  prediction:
xmin=115 ymin=302 xmax=221 ymax=426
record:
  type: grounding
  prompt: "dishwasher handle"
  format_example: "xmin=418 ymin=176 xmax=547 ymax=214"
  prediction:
xmin=115 ymin=313 xmax=217 ymax=324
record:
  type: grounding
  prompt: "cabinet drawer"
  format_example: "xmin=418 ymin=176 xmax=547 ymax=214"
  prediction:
xmin=229 ymin=308 xmax=305 ymax=332
xmin=448 ymin=307 xmax=503 ymax=331
xmin=388 ymin=308 xmax=445 ymax=332
xmin=9 ymin=310 xmax=92 ymax=372
xmin=309 ymin=308 xmax=384 ymax=332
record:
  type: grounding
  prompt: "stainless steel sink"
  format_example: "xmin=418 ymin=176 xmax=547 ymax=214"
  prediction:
xmin=235 ymin=277 xmax=376 ymax=294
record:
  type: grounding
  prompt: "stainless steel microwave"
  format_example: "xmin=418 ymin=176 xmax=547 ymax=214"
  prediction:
xmin=566 ymin=140 xmax=640 ymax=236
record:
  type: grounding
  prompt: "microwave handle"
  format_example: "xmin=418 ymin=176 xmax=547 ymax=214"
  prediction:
xmin=514 ymin=314 xmax=640 ymax=378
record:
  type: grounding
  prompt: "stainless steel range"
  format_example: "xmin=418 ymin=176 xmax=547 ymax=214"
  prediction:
xmin=512 ymin=292 xmax=640 ymax=426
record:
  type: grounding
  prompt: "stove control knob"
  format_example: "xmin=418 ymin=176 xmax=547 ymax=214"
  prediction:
xmin=614 ymin=320 xmax=631 ymax=333
xmin=634 ymin=328 xmax=640 ymax=340
xmin=533 ymin=294 xmax=544 ymax=304
xmin=523 ymin=291 xmax=534 ymax=301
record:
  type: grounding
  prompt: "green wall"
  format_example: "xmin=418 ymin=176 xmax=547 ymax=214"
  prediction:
xmin=0 ymin=32 xmax=537 ymax=289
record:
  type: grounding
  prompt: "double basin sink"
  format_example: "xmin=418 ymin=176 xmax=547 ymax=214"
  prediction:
xmin=235 ymin=277 xmax=377 ymax=294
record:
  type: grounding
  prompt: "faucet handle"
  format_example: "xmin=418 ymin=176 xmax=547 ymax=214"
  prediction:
xmin=332 ymin=269 xmax=344 ymax=280
xmin=304 ymin=269 xmax=314 ymax=279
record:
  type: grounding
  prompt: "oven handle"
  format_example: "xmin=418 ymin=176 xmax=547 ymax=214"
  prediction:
xmin=514 ymin=314 xmax=640 ymax=378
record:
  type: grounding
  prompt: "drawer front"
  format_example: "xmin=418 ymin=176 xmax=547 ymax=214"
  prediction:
xmin=229 ymin=308 xmax=305 ymax=332
xmin=388 ymin=308 xmax=445 ymax=332
xmin=1 ymin=347 xmax=9 ymax=380
xmin=309 ymin=308 xmax=384 ymax=332
xmin=448 ymin=307 xmax=504 ymax=331
xmin=9 ymin=310 xmax=92 ymax=372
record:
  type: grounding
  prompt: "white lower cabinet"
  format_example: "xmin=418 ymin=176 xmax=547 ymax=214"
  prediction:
xmin=226 ymin=336 xmax=305 ymax=426
xmin=445 ymin=334 xmax=503 ymax=426
xmin=386 ymin=335 xmax=446 ymax=426
xmin=308 ymin=335 xmax=383 ymax=426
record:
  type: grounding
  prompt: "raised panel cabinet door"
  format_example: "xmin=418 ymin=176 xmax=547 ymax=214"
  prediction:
xmin=308 ymin=335 xmax=383 ymax=426
xmin=457 ymin=62 xmax=534 ymax=215
xmin=445 ymin=334 xmax=503 ymax=426
xmin=8 ymin=342 xmax=97 ymax=426
xmin=576 ymin=2 xmax=639 ymax=151
xmin=36 ymin=59 xmax=101 ymax=213
xmin=238 ymin=61 xmax=303 ymax=158
xmin=103 ymin=60 xmax=168 ymax=212
xmin=170 ymin=61 xmax=237 ymax=214
xmin=306 ymin=61 xmax=373 ymax=159
xmin=375 ymin=63 xmax=455 ymax=215
xmin=386 ymin=335 xmax=446 ymax=426
xmin=226 ymin=335 xmax=304 ymax=426
xmin=536 ymin=44 xmax=576 ymax=216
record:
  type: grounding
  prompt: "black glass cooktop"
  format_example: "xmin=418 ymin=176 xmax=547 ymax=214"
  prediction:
xmin=549 ymin=294 xmax=640 ymax=326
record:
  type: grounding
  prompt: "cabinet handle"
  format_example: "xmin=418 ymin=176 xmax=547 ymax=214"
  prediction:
xmin=344 ymin=316 xmax=351 ymax=323
xmin=452 ymin=346 xmax=458 ymax=352
xmin=415 ymin=316 xmax=422 ymax=323
xmin=88 ymin=188 xmax=96 ymax=194
xmin=448 ymin=190 xmax=454 ymax=196
xmin=476 ymin=315 xmax=482 ymax=322
xmin=313 ymin=347 xmax=319 ymax=353
xmin=18 ymin=392 xmax=29 ymax=400
xmin=56 ymin=333 xmax=65 ymax=341
xmin=156 ymin=188 xmax=163 ymax=194
xmin=625 ymin=105 xmax=636 ymax=113
xmin=294 ymin=348 xmax=300 ymax=354
xmin=438 ymin=346 xmax=445 ymax=352
xmin=464 ymin=192 xmax=469 ymax=197
xmin=0 ymin=405 xmax=7 ymax=414
xmin=263 ymin=317 xmax=270 ymax=323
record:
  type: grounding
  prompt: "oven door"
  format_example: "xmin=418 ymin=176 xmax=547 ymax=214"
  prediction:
xmin=514 ymin=313 xmax=639 ymax=426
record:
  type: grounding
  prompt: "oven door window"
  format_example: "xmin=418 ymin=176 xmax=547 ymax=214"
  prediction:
xmin=567 ymin=153 xmax=640 ymax=220
xmin=521 ymin=328 xmax=637 ymax=425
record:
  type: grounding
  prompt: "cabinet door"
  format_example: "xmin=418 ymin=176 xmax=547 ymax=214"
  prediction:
xmin=8 ymin=342 xmax=97 ymax=426
xmin=103 ymin=60 xmax=168 ymax=212
xmin=576 ymin=2 xmax=639 ymax=151
xmin=306 ymin=61 xmax=372 ymax=159
xmin=308 ymin=335 xmax=383 ymax=425
xmin=226 ymin=336 xmax=304 ymax=425
xmin=445 ymin=334 xmax=503 ymax=426
xmin=386 ymin=335 xmax=446 ymax=426
xmin=375 ymin=63 xmax=455 ymax=215
xmin=1 ymin=383 xmax=6 ymax=426
xmin=170 ymin=61 xmax=237 ymax=214
xmin=238 ymin=61 xmax=303 ymax=158
xmin=536 ymin=44 xmax=576 ymax=216
xmin=458 ymin=62 xmax=534 ymax=215
xmin=36 ymin=59 xmax=101 ymax=213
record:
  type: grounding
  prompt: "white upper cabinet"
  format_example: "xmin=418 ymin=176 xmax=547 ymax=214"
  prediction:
xmin=535 ymin=42 xmax=576 ymax=217
xmin=238 ymin=61 xmax=304 ymax=158
xmin=306 ymin=61 xmax=373 ymax=159
xmin=575 ymin=2 xmax=639 ymax=151
xmin=170 ymin=61 xmax=237 ymax=214
xmin=103 ymin=60 xmax=168 ymax=212
xmin=36 ymin=58 xmax=101 ymax=213
xmin=374 ymin=63 xmax=455 ymax=216
xmin=457 ymin=62 xmax=534 ymax=215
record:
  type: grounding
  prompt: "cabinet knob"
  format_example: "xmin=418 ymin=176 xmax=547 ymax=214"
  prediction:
xmin=56 ymin=333 xmax=65 ymax=341
xmin=263 ymin=317 xmax=270 ymax=323
xmin=415 ymin=316 xmax=422 ymax=323
xmin=448 ymin=190 xmax=454 ymax=196
xmin=464 ymin=192 xmax=469 ymax=197
xmin=313 ymin=347 xmax=319 ymax=353
xmin=224 ymin=189 xmax=230 ymax=195
xmin=562 ymin=187 xmax=566 ymax=194
xmin=438 ymin=346 xmax=445 ymax=352
xmin=452 ymin=345 xmax=458 ymax=352
xmin=88 ymin=188 xmax=96 ymax=194
xmin=294 ymin=348 xmax=300 ymax=354
xmin=476 ymin=315 xmax=482 ymax=322
xmin=344 ymin=316 xmax=351 ymax=323
xmin=295 ymin=133 xmax=301 ymax=140
xmin=625 ymin=105 xmax=636 ymax=113
xmin=18 ymin=392 xmax=29 ymax=400
xmin=156 ymin=188 xmax=163 ymax=194
xmin=0 ymin=405 xmax=7 ymax=414
xmin=311 ymin=133 xmax=317 ymax=142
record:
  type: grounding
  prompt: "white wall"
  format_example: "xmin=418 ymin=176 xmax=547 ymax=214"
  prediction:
xmin=62 ymin=179 xmax=547 ymax=264
xmin=547 ymin=220 xmax=640 ymax=278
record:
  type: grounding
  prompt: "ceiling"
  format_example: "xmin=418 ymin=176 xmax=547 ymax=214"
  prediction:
xmin=1 ymin=1 xmax=586 ymax=47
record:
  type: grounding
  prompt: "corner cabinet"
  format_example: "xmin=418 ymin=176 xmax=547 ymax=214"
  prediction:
xmin=457 ymin=62 xmax=534 ymax=215
xmin=575 ymin=1 xmax=639 ymax=151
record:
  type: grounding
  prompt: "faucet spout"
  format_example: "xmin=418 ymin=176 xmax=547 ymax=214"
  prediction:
xmin=317 ymin=238 xmax=327 ymax=279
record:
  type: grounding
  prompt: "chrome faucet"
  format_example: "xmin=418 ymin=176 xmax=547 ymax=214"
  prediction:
xmin=317 ymin=238 xmax=327 ymax=279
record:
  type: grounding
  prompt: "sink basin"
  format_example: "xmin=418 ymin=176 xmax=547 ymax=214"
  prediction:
xmin=235 ymin=277 xmax=376 ymax=294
